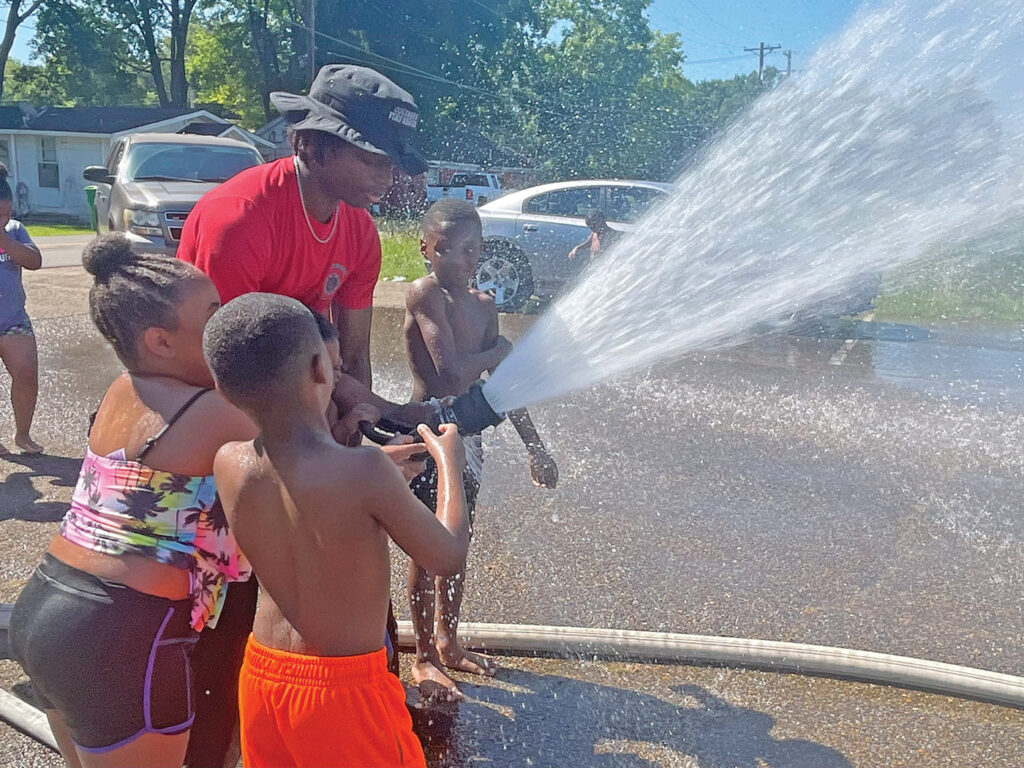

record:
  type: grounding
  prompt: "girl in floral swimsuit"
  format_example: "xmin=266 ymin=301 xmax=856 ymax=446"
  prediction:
xmin=8 ymin=235 xmax=256 ymax=768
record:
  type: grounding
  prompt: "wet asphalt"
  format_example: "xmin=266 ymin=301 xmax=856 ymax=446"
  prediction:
xmin=0 ymin=267 xmax=1023 ymax=766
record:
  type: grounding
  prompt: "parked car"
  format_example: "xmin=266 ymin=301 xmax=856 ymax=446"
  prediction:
xmin=471 ymin=179 xmax=672 ymax=310
xmin=83 ymin=133 xmax=264 ymax=255
xmin=426 ymin=172 xmax=505 ymax=208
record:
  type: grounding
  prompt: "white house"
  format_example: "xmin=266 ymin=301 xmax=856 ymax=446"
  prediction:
xmin=0 ymin=105 xmax=274 ymax=221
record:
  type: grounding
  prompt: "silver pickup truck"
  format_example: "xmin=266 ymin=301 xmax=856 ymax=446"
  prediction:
xmin=84 ymin=133 xmax=264 ymax=255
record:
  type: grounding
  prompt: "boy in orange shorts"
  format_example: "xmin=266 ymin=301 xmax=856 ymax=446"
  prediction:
xmin=204 ymin=293 xmax=470 ymax=768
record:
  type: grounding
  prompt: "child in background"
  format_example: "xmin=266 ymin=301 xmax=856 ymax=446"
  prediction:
xmin=205 ymin=293 xmax=471 ymax=768
xmin=404 ymin=198 xmax=558 ymax=701
xmin=567 ymin=208 xmax=619 ymax=263
xmin=0 ymin=163 xmax=43 ymax=453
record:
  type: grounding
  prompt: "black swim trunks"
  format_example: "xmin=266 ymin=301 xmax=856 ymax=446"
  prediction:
xmin=410 ymin=436 xmax=482 ymax=522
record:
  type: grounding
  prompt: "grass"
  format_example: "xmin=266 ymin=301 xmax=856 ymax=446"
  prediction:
xmin=378 ymin=217 xmax=426 ymax=282
xmin=874 ymin=234 xmax=1024 ymax=324
xmin=22 ymin=222 xmax=95 ymax=237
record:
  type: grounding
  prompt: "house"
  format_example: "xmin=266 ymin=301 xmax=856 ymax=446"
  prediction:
xmin=0 ymin=105 xmax=274 ymax=221
xmin=254 ymin=115 xmax=292 ymax=160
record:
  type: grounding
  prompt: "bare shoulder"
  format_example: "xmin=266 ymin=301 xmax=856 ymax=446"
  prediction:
xmin=193 ymin=390 xmax=258 ymax=442
xmin=213 ymin=439 xmax=259 ymax=494
xmin=329 ymin=444 xmax=396 ymax=489
xmin=406 ymin=275 xmax=444 ymax=309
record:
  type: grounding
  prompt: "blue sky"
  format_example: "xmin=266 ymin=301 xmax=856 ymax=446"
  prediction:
xmin=648 ymin=0 xmax=864 ymax=81
xmin=8 ymin=1 xmax=865 ymax=82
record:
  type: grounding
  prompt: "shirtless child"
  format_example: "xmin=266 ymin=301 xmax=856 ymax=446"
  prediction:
xmin=204 ymin=293 xmax=470 ymax=768
xmin=404 ymin=199 xmax=558 ymax=701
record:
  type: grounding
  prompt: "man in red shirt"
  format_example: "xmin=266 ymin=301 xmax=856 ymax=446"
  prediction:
xmin=178 ymin=65 xmax=429 ymax=768
xmin=179 ymin=63 xmax=427 ymax=399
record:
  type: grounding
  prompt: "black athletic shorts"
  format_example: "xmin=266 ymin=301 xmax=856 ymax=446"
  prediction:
xmin=9 ymin=553 xmax=198 ymax=752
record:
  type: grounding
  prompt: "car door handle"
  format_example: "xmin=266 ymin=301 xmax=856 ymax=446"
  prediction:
xmin=522 ymin=224 xmax=538 ymax=232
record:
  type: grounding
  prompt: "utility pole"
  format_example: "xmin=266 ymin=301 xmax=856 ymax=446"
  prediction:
xmin=744 ymin=42 xmax=781 ymax=82
xmin=783 ymin=50 xmax=793 ymax=77
xmin=309 ymin=0 xmax=317 ymax=81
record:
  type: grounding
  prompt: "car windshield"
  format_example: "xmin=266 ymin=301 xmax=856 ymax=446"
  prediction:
xmin=124 ymin=143 xmax=260 ymax=183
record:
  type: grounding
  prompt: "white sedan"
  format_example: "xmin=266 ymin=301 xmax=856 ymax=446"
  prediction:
xmin=472 ymin=179 xmax=672 ymax=311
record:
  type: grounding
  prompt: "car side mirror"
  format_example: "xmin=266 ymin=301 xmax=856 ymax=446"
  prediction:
xmin=83 ymin=166 xmax=115 ymax=185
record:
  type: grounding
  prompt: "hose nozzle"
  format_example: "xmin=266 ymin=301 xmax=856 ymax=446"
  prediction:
xmin=439 ymin=380 xmax=505 ymax=434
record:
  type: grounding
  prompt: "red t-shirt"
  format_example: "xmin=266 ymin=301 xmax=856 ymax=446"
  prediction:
xmin=178 ymin=157 xmax=381 ymax=313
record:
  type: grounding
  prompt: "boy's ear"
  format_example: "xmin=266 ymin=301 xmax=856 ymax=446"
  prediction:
xmin=310 ymin=352 xmax=330 ymax=385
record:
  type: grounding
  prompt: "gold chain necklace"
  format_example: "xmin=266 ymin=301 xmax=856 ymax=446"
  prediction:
xmin=294 ymin=156 xmax=338 ymax=245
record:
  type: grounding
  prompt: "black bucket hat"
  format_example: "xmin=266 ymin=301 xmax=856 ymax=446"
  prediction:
xmin=271 ymin=65 xmax=428 ymax=176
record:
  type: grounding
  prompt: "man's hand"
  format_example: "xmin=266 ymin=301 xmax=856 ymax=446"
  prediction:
xmin=380 ymin=436 xmax=428 ymax=482
xmin=528 ymin=448 xmax=558 ymax=489
xmin=568 ymin=245 xmax=580 ymax=260
xmin=333 ymin=402 xmax=380 ymax=446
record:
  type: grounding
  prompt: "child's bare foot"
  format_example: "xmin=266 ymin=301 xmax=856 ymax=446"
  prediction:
xmin=14 ymin=435 xmax=43 ymax=454
xmin=440 ymin=646 xmax=499 ymax=678
xmin=411 ymin=658 xmax=464 ymax=703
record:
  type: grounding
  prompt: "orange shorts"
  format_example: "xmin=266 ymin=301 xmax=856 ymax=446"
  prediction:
xmin=238 ymin=635 xmax=425 ymax=768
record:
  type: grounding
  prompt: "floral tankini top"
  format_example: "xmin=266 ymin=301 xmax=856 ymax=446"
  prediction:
xmin=61 ymin=389 xmax=249 ymax=630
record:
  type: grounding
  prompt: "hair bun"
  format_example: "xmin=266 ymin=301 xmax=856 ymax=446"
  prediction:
xmin=0 ymin=163 xmax=8 ymax=182
xmin=82 ymin=234 xmax=136 ymax=280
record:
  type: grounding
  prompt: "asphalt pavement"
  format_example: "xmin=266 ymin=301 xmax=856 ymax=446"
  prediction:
xmin=1 ymin=262 xmax=1023 ymax=766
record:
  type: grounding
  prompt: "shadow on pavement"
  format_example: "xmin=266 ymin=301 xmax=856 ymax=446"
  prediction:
xmin=417 ymin=668 xmax=851 ymax=768
xmin=0 ymin=453 xmax=79 ymax=524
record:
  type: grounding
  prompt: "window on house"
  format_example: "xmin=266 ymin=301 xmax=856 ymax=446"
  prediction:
xmin=38 ymin=137 xmax=59 ymax=189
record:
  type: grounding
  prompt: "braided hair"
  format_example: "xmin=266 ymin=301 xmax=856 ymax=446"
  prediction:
xmin=82 ymin=234 xmax=198 ymax=368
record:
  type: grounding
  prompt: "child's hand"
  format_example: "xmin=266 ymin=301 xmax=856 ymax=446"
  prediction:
xmin=418 ymin=423 xmax=465 ymax=472
xmin=528 ymin=448 xmax=558 ymax=489
xmin=380 ymin=437 xmax=427 ymax=482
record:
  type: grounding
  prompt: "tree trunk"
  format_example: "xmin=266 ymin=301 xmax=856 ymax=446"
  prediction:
xmin=168 ymin=0 xmax=197 ymax=107
xmin=0 ymin=0 xmax=43 ymax=103
xmin=131 ymin=0 xmax=170 ymax=106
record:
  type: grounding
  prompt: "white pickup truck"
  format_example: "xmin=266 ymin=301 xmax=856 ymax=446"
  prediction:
xmin=425 ymin=172 xmax=505 ymax=207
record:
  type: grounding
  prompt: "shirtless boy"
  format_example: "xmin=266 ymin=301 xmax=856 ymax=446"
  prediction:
xmin=204 ymin=293 xmax=470 ymax=768
xmin=404 ymin=198 xmax=558 ymax=701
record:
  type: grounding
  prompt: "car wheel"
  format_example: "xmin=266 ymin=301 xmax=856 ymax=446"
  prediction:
xmin=475 ymin=242 xmax=534 ymax=312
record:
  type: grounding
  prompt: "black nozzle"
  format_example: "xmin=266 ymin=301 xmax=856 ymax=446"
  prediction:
xmin=359 ymin=415 xmax=420 ymax=445
xmin=439 ymin=380 xmax=505 ymax=434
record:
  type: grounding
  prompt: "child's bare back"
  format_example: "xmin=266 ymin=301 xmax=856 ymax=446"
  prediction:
xmin=204 ymin=292 xmax=471 ymax=766
xmin=215 ymin=437 xmax=399 ymax=656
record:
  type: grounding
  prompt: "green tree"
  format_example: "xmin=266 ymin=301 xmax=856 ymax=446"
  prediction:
xmin=0 ymin=0 xmax=44 ymax=101
xmin=21 ymin=0 xmax=155 ymax=105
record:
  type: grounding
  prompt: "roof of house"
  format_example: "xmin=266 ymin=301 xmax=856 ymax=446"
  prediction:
xmin=27 ymin=106 xmax=200 ymax=133
xmin=0 ymin=105 xmax=229 ymax=134
xmin=0 ymin=106 xmax=23 ymax=130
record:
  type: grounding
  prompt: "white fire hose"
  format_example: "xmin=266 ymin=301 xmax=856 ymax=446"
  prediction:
xmin=3 ymin=619 xmax=1023 ymax=752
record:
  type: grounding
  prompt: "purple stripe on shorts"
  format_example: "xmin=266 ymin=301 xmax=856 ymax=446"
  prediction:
xmin=144 ymin=607 xmax=175 ymax=730
xmin=73 ymin=715 xmax=195 ymax=754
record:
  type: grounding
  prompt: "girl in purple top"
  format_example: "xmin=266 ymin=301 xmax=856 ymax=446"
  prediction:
xmin=0 ymin=163 xmax=43 ymax=453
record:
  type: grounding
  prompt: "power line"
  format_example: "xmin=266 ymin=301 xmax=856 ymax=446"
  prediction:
xmin=743 ymin=42 xmax=781 ymax=81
